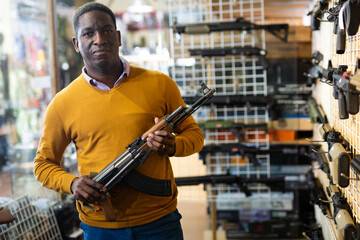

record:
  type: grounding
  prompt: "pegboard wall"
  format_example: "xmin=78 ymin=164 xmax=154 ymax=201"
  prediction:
xmin=168 ymin=0 xmax=271 ymax=203
xmin=311 ymin=0 xmax=360 ymax=238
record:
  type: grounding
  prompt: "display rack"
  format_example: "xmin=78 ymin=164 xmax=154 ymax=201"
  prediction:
xmin=168 ymin=0 xmax=270 ymax=201
xmin=309 ymin=0 xmax=360 ymax=239
xmin=0 ymin=186 xmax=61 ymax=240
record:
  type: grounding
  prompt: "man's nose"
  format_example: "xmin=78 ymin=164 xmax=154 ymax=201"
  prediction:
xmin=94 ymin=32 xmax=106 ymax=45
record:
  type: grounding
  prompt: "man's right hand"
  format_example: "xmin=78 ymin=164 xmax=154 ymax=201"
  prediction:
xmin=70 ymin=176 xmax=107 ymax=204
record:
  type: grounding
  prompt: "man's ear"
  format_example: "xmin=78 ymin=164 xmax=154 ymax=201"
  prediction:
xmin=117 ymin=30 xmax=122 ymax=47
xmin=72 ymin=37 xmax=80 ymax=53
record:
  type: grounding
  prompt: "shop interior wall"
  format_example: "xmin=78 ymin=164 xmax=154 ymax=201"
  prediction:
xmin=311 ymin=0 xmax=360 ymax=238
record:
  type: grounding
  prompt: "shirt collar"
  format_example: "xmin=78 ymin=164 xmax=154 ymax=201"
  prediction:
xmin=82 ymin=56 xmax=130 ymax=90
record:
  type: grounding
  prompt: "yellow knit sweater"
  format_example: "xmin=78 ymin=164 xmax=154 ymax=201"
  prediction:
xmin=34 ymin=65 xmax=204 ymax=228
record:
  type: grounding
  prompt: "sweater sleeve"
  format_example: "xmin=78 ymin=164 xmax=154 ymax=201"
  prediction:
xmin=165 ymin=77 xmax=205 ymax=157
xmin=33 ymin=99 xmax=76 ymax=194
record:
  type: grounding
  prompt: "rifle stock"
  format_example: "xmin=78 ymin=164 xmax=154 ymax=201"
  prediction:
xmin=319 ymin=123 xmax=351 ymax=188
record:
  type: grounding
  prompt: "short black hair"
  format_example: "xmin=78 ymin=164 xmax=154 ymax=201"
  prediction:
xmin=73 ymin=2 xmax=117 ymax=36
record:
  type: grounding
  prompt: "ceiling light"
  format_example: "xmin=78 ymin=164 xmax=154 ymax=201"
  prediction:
xmin=127 ymin=0 xmax=153 ymax=13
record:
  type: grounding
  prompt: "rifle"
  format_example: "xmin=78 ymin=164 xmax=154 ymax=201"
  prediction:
xmin=174 ymin=174 xmax=285 ymax=197
xmin=307 ymin=0 xmax=330 ymax=31
xmin=198 ymin=120 xmax=267 ymax=142
xmin=188 ymin=47 xmax=268 ymax=69
xmin=304 ymin=51 xmax=325 ymax=86
xmin=325 ymin=0 xmax=348 ymax=54
xmin=307 ymin=97 xmax=328 ymax=124
xmin=319 ymin=123 xmax=351 ymax=188
xmin=181 ymin=94 xmax=278 ymax=120
xmin=173 ymin=17 xmax=289 ymax=42
xmin=88 ymin=83 xmax=215 ymax=221
xmin=307 ymin=168 xmax=329 ymax=217
xmin=305 ymin=52 xmax=359 ymax=119
xmin=199 ymin=143 xmax=310 ymax=167
xmin=325 ymin=184 xmax=356 ymax=240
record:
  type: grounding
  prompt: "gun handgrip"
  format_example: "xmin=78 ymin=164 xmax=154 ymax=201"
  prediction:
xmin=338 ymin=91 xmax=349 ymax=119
xmin=347 ymin=91 xmax=359 ymax=115
xmin=336 ymin=28 xmax=346 ymax=54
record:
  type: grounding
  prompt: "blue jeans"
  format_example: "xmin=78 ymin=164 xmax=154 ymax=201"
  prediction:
xmin=80 ymin=209 xmax=184 ymax=240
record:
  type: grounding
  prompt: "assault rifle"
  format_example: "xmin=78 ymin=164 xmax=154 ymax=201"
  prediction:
xmin=175 ymin=174 xmax=285 ymax=196
xmin=304 ymin=51 xmax=325 ymax=86
xmin=307 ymin=97 xmax=328 ymax=124
xmin=325 ymin=184 xmax=356 ymax=240
xmin=307 ymin=168 xmax=329 ymax=216
xmin=88 ymin=83 xmax=215 ymax=221
xmin=199 ymin=143 xmax=310 ymax=167
xmin=198 ymin=120 xmax=267 ymax=142
xmin=173 ymin=17 xmax=289 ymax=42
xmin=305 ymin=51 xmax=359 ymax=119
xmin=188 ymin=47 xmax=268 ymax=69
xmin=181 ymin=94 xmax=278 ymax=120
xmin=321 ymin=0 xmax=347 ymax=54
xmin=307 ymin=0 xmax=330 ymax=31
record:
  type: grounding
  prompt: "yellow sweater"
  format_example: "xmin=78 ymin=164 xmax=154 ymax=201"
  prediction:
xmin=34 ymin=65 xmax=204 ymax=228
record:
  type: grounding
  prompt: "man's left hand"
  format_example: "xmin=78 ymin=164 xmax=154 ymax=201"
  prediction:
xmin=146 ymin=117 xmax=176 ymax=156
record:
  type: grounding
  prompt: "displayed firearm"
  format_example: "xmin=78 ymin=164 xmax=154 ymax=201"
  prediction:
xmin=329 ymin=0 xmax=360 ymax=54
xmin=199 ymin=143 xmax=310 ymax=167
xmin=181 ymin=94 xmax=278 ymax=120
xmin=173 ymin=17 xmax=289 ymax=42
xmin=325 ymin=0 xmax=347 ymax=54
xmin=319 ymin=123 xmax=351 ymax=188
xmin=198 ymin=120 xmax=268 ymax=142
xmin=302 ymin=225 xmax=325 ymax=240
xmin=304 ymin=51 xmax=325 ymax=86
xmin=307 ymin=0 xmax=330 ymax=31
xmin=305 ymin=51 xmax=359 ymax=119
xmin=307 ymin=97 xmax=328 ymax=124
xmin=325 ymin=184 xmax=356 ymax=240
xmin=87 ymin=83 xmax=215 ymax=221
xmin=350 ymin=155 xmax=360 ymax=175
xmin=307 ymin=168 xmax=329 ymax=216
xmin=175 ymin=173 xmax=285 ymax=197
xmin=325 ymin=62 xmax=359 ymax=119
xmin=188 ymin=47 xmax=268 ymax=69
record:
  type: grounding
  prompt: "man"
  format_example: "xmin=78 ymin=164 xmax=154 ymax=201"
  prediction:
xmin=33 ymin=2 xmax=204 ymax=240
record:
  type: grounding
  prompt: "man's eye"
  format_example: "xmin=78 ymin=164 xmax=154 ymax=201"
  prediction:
xmin=105 ymin=29 xmax=113 ymax=33
xmin=83 ymin=32 xmax=93 ymax=37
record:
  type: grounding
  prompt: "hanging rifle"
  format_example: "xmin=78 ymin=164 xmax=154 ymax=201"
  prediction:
xmin=307 ymin=0 xmax=330 ymax=31
xmin=305 ymin=54 xmax=360 ymax=119
xmin=319 ymin=123 xmax=351 ymax=188
xmin=173 ymin=17 xmax=289 ymax=42
xmin=325 ymin=184 xmax=356 ymax=240
xmin=198 ymin=120 xmax=268 ymax=142
xmin=199 ymin=143 xmax=310 ymax=167
xmin=175 ymin=173 xmax=285 ymax=197
xmin=182 ymin=94 xmax=278 ymax=120
xmin=188 ymin=47 xmax=268 ymax=69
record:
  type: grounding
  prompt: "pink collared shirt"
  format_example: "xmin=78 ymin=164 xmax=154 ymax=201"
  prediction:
xmin=82 ymin=56 xmax=131 ymax=90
